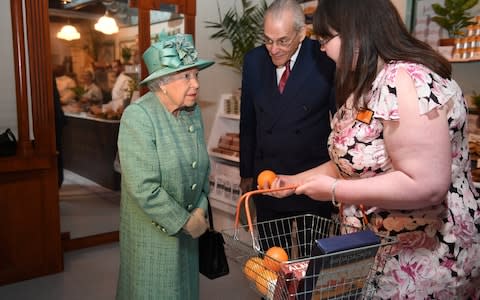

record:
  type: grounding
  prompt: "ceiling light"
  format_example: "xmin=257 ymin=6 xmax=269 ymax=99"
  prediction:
xmin=94 ymin=11 xmax=119 ymax=35
xmin=56 ymin=24 xmax=81 ymax=41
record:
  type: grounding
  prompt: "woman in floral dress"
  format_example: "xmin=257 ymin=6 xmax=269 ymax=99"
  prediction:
xmin=271 ymin=0 xmax=480 ymax=298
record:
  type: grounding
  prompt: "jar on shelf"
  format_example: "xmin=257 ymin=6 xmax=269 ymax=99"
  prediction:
xmin=452 ymin=47 xmax=464 ymax=60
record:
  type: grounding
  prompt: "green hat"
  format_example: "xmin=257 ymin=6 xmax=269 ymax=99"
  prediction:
xmin=140 ymin=34 xmax=214 ymax=85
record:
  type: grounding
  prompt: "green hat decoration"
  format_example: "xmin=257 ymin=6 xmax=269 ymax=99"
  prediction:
xmin=140 ymin=34 xmax=214 ymax=85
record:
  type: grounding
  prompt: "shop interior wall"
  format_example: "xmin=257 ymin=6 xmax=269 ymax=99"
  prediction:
xmin=196 ymin=0 xmax=480 ymax=141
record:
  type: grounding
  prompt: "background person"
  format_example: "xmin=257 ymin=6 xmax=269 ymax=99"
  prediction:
xmin=53 ymin=64 xmax=77 ymax=105
xmin=239 ymin=0 xmax=336 ymax=254
xmin=115 ymin=34 xmax=214 ymax=300
xmin=271 ymin=0 xmax=480 ymax=298
xmin=90 ymin=60 xmax=132 ymax=117
xmin=78 ymin=70 xmax=103 ymax=110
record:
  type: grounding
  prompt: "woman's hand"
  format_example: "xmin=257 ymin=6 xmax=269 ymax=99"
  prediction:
xmin=182 ymin=208 xmax=208 ymax=238
xmin=294 ymin=175 xmax=337 ymax=201
xmin=266 ymin=174 xmax=299 ymax=198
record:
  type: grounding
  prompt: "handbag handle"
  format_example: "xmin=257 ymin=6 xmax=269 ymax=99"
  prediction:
xmin=3 ymin=128 xmax=17 ymax=143
xmin=4 ymin=128 xmax=16 ymax=142
xmin=206 ymin=200 xmax=215 ymax=230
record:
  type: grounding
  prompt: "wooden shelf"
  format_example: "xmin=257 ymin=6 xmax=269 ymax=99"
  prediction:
xmin=209 ymin=151 xmax=240 ymax=163
xmin=449 ymin=58 xmax=480 ymax=63
xmin=219 ymin=113 xmax=240 ymax=120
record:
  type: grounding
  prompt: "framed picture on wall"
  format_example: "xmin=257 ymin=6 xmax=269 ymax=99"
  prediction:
xmin=97 ymin=42 xmax=115 ymax=66
xmin=119 ymin=39 xmax=140 ymax=65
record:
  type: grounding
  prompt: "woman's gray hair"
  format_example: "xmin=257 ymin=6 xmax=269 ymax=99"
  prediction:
xmin=265 ymin=0 xmax=305 ymax=31
xmin=146 ymin=76 xmax=170 ymax=92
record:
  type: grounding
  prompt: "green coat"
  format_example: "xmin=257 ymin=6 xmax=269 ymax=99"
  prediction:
xmin=116 ymin=92 xmax=209 ymax=300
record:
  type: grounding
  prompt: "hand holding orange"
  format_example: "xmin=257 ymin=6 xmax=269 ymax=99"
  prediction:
xmin=257 ymin=170 xmax=277 ymax=189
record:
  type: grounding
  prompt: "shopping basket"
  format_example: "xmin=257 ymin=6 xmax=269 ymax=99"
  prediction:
xmin=222 ymin=187 xmax=397 ymax=300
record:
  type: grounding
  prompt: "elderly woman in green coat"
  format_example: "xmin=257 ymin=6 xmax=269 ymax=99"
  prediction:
xmin=116 ymin=34 xmax=214 ymax=300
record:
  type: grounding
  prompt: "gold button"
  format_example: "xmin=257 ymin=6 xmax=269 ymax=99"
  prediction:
xmin=192 ymin=161 xmax=197 ymax=168
xmin=191 ymin=183 xmax=197 ymax=190
xmin=188 ymin=125 xmax=194 ymax=132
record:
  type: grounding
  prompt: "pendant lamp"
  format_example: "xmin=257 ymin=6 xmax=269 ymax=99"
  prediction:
xmin=56 ymin=23 xmax=80 ymax=41
xmin=94 ymin=10 xmax=119 ymax=35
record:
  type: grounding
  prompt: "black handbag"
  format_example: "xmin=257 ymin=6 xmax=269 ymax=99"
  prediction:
xmin=0 ymin=128 xmax=17 ymax=157
xmin=198 ymin=201 xmax=229 ymax=279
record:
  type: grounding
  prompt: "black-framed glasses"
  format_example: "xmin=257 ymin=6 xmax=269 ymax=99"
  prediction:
xmin=263 ymin=31 xmax=299 ymax=48
xmin=318 ymin=34 xmax=339 ymax=46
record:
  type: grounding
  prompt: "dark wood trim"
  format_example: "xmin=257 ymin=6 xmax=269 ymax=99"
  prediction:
xmin=0 ymin=0 xmax=62 ymax=286
xmin=138 ymin=7 xmax=151 ymax=96
xmin=10 ymin=0 xmax=32 ymax=156
xmin=130 ymin=0 xmax=196 ymax=37
xmin=0 ymin=156 xmax=51 ymax=173
xmin=62 ymin=231 xmax=119 ymax=252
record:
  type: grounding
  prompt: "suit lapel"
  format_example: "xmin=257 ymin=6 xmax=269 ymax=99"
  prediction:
xmin=265 ymin=39 xmax=314 ymax=129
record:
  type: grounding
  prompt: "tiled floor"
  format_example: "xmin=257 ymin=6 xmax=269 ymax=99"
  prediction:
xmin=0 ymin=170 xmax=258 ymax=300
xmin=59 ymin=169 xmax=120 ymax=238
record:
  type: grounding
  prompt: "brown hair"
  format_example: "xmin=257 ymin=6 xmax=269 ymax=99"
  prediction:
xmin=313 ymin=0 xmax=451 ymax=108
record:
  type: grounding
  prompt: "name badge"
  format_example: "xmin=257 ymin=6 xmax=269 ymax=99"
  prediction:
xmin=355 ymin=108 xmax=374 ymax=125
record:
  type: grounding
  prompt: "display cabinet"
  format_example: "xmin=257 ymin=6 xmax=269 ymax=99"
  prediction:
xmin=207 ymin=93 xmax=242 ymax=215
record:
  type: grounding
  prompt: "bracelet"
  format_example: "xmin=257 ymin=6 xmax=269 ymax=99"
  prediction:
xmin=331 ymin=179 xmax=340 ymax=207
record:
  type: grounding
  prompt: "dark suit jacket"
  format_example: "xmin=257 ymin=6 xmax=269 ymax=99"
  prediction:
xmin=240 ymin=38 xmax=336 ymax=216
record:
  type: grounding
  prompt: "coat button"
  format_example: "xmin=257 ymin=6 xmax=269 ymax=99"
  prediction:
xmin=192 ymin=161 xmax=197 ymax=168
xmin=187 ymin=204 xmax=193 ymax=210
xmin=191 ymin=183 xmax=197 ymax=190
xmin=161 ymin=228 xmax=166 ymax=232
xmin=188 ymin=125 xmax=195 ymax=132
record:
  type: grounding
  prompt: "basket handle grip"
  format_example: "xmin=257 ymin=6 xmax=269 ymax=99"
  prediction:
xmin=234 ymin=186 xmax=297 ymax=234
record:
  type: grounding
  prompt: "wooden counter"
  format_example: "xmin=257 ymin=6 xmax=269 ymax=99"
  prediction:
xmin=62 ymin=113 xmax=120 ymax=190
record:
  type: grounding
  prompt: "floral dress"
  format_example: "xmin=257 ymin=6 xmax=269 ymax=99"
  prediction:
xmin=328 ymin=61 xmax=480 ymax=299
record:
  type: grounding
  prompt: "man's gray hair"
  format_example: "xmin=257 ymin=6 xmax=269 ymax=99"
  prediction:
xmin=265 ymin=0 xmax=305 ymax=31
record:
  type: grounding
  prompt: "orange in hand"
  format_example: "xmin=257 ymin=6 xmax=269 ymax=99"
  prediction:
xmin=263 ymin=246 xmax=289 ymax=272
xmin=257 ymin=170 xmax=277 ymax=189
xmin=243 ymin=256 xmax=265 ymax=282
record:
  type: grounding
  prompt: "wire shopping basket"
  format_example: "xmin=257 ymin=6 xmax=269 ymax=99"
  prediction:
xmin=222 ymin=187 xmax=397 ymax=300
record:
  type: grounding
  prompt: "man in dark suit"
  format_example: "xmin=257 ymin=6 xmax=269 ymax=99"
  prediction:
xmin=240 ymin=0 xmax=336 ymax=255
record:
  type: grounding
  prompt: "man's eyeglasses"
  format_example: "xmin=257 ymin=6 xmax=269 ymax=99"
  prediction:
xmin=318 ymin=34 xmax=339 ymax=46
xmin=263 ymin=31 xmax=299 ymax=48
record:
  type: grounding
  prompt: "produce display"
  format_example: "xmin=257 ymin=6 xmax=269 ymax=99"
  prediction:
xmin=242 ymin=246 xmax=289 ymax=297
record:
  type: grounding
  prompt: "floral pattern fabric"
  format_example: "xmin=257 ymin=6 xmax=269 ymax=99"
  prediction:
xmin=328 ymin=61 xmax=480 ymax=299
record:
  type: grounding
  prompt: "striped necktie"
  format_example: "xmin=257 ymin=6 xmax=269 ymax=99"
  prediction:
xmin=278 ymin=60 xmax=290 ymax=94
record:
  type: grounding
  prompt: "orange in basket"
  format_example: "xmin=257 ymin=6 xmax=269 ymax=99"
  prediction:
xmin=243 ymin=257 xmax=265 ymax=282
xmin=255 ymin=268 xmax=277 ymax=296
xmin=257 ymin=170 xmax=277 ymax=188
xmin=264 ymin=246 xmax=289 ymax=272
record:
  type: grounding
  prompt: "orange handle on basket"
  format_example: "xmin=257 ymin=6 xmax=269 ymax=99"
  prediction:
xmin=234 ymin=186 xmax=297 ymax=233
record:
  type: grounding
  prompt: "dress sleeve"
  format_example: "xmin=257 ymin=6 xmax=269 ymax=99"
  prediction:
xmin=370 ymin=62 xmax=457 ymax=121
